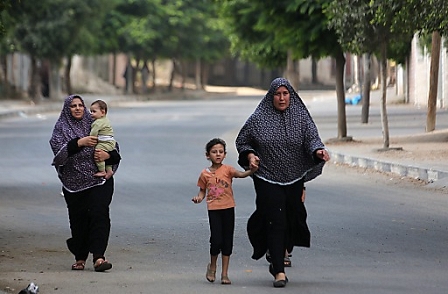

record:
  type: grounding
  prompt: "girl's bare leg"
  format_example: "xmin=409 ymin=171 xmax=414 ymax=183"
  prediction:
xmin=221 ymin=255 xmax=231 ymax=284
xmin=206 ymin=255 xmax=218 ymax=282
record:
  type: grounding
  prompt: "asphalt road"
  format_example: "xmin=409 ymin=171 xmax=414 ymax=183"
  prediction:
xmin=0 ymin=96 xmax=447 ymax=294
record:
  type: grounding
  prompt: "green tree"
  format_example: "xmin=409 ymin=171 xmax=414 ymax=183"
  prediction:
xmin=6 ymin=0 xmax=111 ymax=101
xmin=217 ymin=0 xmax=286 ymax=69
xmin=411 ymin=0 xmax=448 ymax=132
xmin=218 ymin=0 xmax=350 ymax=140
xmin=161 ymin=0 xmax=228 ymax=91
xmin=0 ymin=0 xmax=19 ymax=97
xmin=328 ymin=0 xmax=417 ymax=149
xmin=0 ymin=0 xmax=13 ymax=37
xmin=61 ymin=0 xmax=114 ymax=94
xmin=111 ymin=0 xmax=228 ymax=93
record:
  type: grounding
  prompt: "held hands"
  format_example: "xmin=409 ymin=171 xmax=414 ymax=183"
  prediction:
xmin=316 ymin=149 xmax=330 ymax=161
xmin=250 ymin=164 xmax=259 ymax=173
xmin=248 ymin=154 xmax=260 ymax=170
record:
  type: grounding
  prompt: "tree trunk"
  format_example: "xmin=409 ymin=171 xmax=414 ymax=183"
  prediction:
xmin=112 ymin=52 xmax=117 ymax=87
xmin=168 ymin=59 xmax=176 ymax=92
xmin=28 ymin=56 xmax=42 ymax=103
xmin=201 ymin=62 xmax=209 ymax=89
xmin=380 ymin=43 xmax=390 ymax=149
xmin=426 ymin=31 xmax=441 ymax=132
xmin=361 ymin=53 xmax=371 ymax=124
xmin=0 ymin=55 xmax=12 ymax=97
xmin=311 ymin=58 xmax=318 ymax=84
xmin=125 ymin=56 xmax=133 ymax=94
xmin=133 ymin=58 xmax=140 ymax=94
xmin=49 ymin=60 xmax=62 ymax=100
xmin=180 ymin=60 xmax=187 ymax=90
xmin=335 ymin=51 xmax=347 ymax=139
xmin=64 ymin=56 xmax=72 ymax=95
xmin=285 ymin=49 xmax=299 ymax=89
xmin=195 ymin=58 xmax=201 ymax=90
xmin=141 ymin=61 xmax=149 ymax=94
xmin=151 ymin=58 xmax=156 ymax=90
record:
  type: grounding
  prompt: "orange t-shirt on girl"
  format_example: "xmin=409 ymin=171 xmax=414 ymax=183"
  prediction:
xmin=197 ymin=164 xmax=237 ymax=210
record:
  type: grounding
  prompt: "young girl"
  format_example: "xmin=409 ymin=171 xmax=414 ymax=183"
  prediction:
xmin=192 ymin=138 xmax=258 ymax=285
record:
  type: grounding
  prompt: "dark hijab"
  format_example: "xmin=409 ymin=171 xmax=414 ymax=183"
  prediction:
xmin=236 ymin=77 xmax=326 ymax=184
xmin=50 ymin=94 xmax=106 ymax=192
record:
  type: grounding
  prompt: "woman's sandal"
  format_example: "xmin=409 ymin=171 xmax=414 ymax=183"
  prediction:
xmin=221 ymin=275 xmax=231 ymax=285
xmin=71 ymin=260 xmax=85 ymax=271
xmin=206 ymin=263 xmax=216 ymax=283
xmin=94 ymin=258 xmax=112 ymax=272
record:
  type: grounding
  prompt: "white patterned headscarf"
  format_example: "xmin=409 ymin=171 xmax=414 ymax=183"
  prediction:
xmin=236 ymin=77 xmax=326 ymax=184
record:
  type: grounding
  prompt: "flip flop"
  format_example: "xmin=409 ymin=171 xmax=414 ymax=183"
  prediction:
xmin=94 ymin=259 xmax=112 ymax=272
xmin=71 ymin=261 xmax=85 ymax=270
xmin=206 ymin=263 xmax=216 ymax=283
xmin=221 ymin=275 xmax=231 ymax=285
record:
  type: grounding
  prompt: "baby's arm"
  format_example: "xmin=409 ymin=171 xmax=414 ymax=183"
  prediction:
xmin=90 ymin=121 xmax=100 ymax=136
xmin=192 ymin=188 xmax=206 ymax=204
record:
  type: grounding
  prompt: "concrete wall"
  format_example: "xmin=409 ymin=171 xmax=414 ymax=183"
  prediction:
xmin=409 ymin=34 xmax=447 ymax=108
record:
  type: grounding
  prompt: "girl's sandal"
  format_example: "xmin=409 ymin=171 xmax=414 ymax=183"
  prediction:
xmin=71 ymin=260 xmax=85 ymax=271
xmin=221 ymin=275 xmax=232 ymax=285
xmin=206 ymin=263 xmax=216 ymax=283
xmin=94 ymin=258 xmax=112 ymax=272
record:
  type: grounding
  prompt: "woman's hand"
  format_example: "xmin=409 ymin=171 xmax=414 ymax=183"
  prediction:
xmin=77 ymin=136 xmax=98 ymax=147
xmin=94 ymin=149 xmax=110 ymax=162
xmin=316 ymin=149 xmax=330 ymax=161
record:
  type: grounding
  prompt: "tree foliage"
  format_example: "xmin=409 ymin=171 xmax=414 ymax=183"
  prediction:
xmin=412 ymin=0 xmax=448 ymax=36
xmin=217 ymin=0 xmax=349 ymax=139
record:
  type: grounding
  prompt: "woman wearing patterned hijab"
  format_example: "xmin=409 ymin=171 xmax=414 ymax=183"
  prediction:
xmin=236 ymin=77 xmax=330 ymax=288
xmin=50 ymin=94 xmax=121 ymax=272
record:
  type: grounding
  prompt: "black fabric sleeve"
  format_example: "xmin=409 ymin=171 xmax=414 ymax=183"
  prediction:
xmin=105 ymin=149 xmax=121 ymax=166
xmin=67 ymin=138 xmax=82 ymax=155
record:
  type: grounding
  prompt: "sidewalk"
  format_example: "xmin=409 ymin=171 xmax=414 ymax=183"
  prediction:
xmin=1 ymin=88 xmax=447 ymax=190
xmin=314 ymin=88 xmax=448 ymax=189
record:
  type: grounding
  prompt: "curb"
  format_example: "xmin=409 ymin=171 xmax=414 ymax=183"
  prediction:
xmin=0 ymin=104 xmax=62 ymax=120
xmin=329 ymin=151 xmax=448 ymax=182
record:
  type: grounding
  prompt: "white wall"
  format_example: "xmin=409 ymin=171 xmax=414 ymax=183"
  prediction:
xmin=409 ymin=34 xmax=447 ymax=108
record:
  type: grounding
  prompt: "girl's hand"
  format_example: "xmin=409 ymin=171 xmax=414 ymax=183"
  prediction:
xmin=250 ymin=164 xmax=258 ymax=173
xmin=78 ymin=136 xmax=98 ymax=147
xmin=192 ymin=196 xmax=203 ymax=204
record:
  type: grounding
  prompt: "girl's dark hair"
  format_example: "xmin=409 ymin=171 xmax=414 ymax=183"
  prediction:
xmin=205 ymin=138 xmax=226 ymax=154
xmin=91 ymin=99 xmax=108 ymax=114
